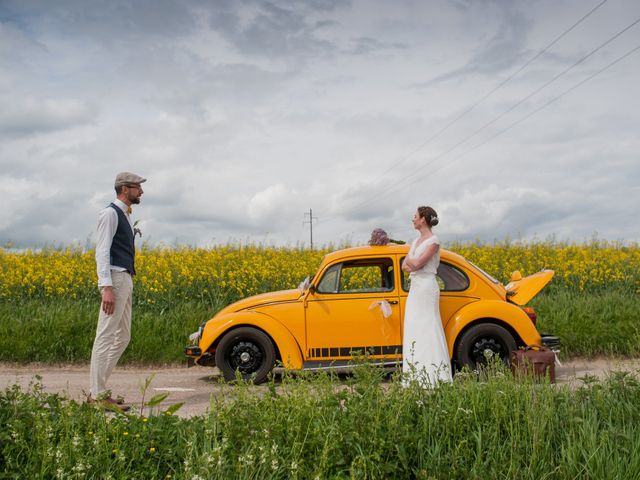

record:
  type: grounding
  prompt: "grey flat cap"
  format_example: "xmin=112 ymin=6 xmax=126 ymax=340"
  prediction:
xmin=114 ymin=172 xmax=147 ymax=187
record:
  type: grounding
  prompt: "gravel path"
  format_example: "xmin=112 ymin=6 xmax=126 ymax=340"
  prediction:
xmin=2 ymin=357 xmax=639 ymax=417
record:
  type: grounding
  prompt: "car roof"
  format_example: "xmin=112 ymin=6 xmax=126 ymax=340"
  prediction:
xmin=322 ymin=244 xmax=468 ymax=266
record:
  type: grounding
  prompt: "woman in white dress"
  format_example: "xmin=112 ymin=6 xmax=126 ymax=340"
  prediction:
xmin=401 ymin=206 xmax=452 ymax=386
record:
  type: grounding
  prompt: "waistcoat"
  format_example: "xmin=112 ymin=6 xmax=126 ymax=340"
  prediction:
xmin=109 ymin=203 xmax=135 ymax=274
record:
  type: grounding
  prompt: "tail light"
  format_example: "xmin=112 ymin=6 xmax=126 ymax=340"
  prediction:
xmin=522 ymin=307 xmax=537 ymax=325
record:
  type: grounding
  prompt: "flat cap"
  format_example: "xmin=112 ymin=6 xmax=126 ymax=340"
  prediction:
xmin=114 ymin=172 xmax=147 ymax=187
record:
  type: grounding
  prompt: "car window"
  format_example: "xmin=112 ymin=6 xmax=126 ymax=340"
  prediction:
xmin=316 ymin=258 xmax=394 ymax=294
xmin=401 ymin=259 xmax=469 ymax=292
xmin=317 ymin=264 xmax=340 ymax=293
xmin=467 ymin=261 xmax=500 ymax=284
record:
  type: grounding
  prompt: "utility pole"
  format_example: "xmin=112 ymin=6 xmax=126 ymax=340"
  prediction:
xmin=303 ymin=208 xmax=318 ymax=249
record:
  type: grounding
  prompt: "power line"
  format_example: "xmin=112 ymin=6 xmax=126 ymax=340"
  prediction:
xmin=378 ymin=43 xmax=640 ymax=198
xmin=344 ymin=15 xmax=640 ymax=213
xmin=368 ymin=0 xmax=610 ymax=182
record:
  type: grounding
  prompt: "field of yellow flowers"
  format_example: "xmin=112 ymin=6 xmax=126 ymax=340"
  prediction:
xmin=0 ymin=240 xmax=639 ymax=362
xmin=1 ymin=240 xmax=638 ymax=303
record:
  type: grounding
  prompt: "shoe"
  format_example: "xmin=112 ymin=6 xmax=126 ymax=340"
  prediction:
xmin=87 ymin=395 xmax=130 ymax=412
xmin=101 ymin=397 xmax=131 ymax=412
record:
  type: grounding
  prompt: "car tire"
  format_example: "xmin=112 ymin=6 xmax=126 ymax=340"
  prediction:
xmin=214 ymin=327 xmax=276 ymax=384
xmin=455 ymin=323 xmax=517 ymax=370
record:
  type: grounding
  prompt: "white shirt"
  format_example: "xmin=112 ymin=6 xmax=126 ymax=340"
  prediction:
xmin=95 ymin=199 xmax=134 ymax=287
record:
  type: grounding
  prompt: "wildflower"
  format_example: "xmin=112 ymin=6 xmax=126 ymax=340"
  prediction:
xmin=149 ymin=447 xmax=156 ymax=453
xmin=123 ymin=431 xmax=129 ymax=436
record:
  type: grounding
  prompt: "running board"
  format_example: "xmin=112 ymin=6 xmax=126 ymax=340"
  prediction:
xmin=302 ymin=360 xmax=401 ymax=370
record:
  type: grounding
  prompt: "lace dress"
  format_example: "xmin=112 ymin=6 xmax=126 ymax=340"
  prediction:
xmin=402 ymin=235 xmax=453 ymax=386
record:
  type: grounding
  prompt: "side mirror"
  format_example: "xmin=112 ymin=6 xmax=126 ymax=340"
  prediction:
xmin=510 ymin=271 xmax=522 ymax=282
xmin=308 ymin=284 xmax=316 ymax=294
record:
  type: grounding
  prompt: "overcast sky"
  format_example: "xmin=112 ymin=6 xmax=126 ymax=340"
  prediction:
xmin=1 ymin=0 xmax=639 ymax=248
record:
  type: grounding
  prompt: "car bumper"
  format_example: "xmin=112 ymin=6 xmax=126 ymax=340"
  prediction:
xmin=184 ymin=345 xmax=202 ymax=357
xmin=541 ymin=335 xmax=560 ymax=352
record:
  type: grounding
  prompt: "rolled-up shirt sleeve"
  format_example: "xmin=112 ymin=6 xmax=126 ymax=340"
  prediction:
xmin=95 ymin=208 xmax=118 ymax=287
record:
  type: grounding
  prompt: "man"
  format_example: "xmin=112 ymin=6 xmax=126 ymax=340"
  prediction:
xmin=89 ymin=172 xmax=146 ymax=410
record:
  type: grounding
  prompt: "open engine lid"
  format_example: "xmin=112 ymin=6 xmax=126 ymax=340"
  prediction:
xmin=505 ymin=269 xmax=554 ymax=305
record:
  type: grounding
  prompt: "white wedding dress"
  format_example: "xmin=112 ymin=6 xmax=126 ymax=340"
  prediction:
xmin=402 ymin=235 xmax=453 ymax=386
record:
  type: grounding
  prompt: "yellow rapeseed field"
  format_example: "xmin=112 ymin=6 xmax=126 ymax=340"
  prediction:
xmin=1 ymin=241 xmax=638 ymax=304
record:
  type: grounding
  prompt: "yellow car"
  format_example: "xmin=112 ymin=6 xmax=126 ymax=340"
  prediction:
xmin=185 ymin=245 xmax=558 ymax=383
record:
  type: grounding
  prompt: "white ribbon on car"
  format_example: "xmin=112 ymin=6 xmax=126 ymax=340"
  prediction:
xmin=368 ymin=300 xmax=392 ymax=318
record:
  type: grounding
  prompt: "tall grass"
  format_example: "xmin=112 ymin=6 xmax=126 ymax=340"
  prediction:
xmin=533 ymin=289 xmax=640 ymax=356
xmin=0 ymin=300 xmax=221 ymax=364
xmin=2 ymin=363 xmax=640 ymax=479
xmin=1 ymin=288 xmax=638 ymax=363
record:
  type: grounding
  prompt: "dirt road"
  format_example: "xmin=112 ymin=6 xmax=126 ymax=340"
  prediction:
xmin=2 ymin=358 xmax=639 ymax=417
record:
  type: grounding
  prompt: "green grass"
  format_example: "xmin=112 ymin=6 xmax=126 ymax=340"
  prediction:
xmin=0 ymin=300 xmax=223 ymax=364
xmin=532 ymin=288 xmax=640 ymax=356
xmin=2 ymin=363 xmax=640 ymax=479
xmin=0 ymin=288 xmax=639 ymax=364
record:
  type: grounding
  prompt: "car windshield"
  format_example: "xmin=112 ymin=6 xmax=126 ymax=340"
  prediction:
xmin=468 ymin=261 xmax=501 ymax=284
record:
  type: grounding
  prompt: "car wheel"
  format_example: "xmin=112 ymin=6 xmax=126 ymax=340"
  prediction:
xmin=455 ymin=323 xmax=517 ymax=370
xmin=214 ymin=327 xmax=276 ymax=384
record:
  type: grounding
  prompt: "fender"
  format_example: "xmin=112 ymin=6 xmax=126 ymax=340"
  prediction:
xmin=199 ymin=311 xmax=304 ymax=369
xmin=444 ymin=300 xmax=542 ymax=355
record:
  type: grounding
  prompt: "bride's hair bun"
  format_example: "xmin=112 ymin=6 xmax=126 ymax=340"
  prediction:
xmin=418 ymin=205 xmax=439 ymax=228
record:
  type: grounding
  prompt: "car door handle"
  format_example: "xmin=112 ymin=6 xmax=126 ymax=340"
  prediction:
xmin=386 ymin=300 xmax=398 ymax=305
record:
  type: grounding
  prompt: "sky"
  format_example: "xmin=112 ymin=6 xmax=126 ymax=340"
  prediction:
xmin=1 ymin=0 xmax=639 ymax=249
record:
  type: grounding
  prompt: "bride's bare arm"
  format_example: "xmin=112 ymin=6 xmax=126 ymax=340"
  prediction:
xmin=405 ymin=244 xmax=439 ymax=271
xmin=401 ymin=257 xmax=413 ymax=272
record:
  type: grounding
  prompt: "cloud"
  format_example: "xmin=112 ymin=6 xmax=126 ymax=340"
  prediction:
xmin=247 ymin=183 xmax=302 ymax=231
xmin=208 ymin=0 xmax=340 ymax=61
xmin=1 ymin=0 xmax=197 ymax=42
xmin=0 ymin=0 xmax=639 ymax=248
xmin=438 ymin=184 xmax=558 ymax=238
xmin=413 ymin=3 xmax=533 ymax=87
xmin=0 ymin=95 xmax=97 ymax=138
xmin=334 ymin=180 xmax=399 ymax=223
xmin=343 ymin=36 xmax=407 ymax=56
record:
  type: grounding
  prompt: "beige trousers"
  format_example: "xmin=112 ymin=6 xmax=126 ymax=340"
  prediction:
xmin=90 ymin=271 xmax=133 ymax=397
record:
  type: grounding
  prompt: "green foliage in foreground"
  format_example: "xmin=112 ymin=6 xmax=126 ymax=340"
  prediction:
xmin=1 ymin=288 xmax=639 ymax=364
xmin=2 ymin=364 xmax=640 ymax=479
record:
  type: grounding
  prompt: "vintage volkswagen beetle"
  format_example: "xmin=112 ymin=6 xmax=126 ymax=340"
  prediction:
xmin=185 ymin=245 xmax=559 ymax=383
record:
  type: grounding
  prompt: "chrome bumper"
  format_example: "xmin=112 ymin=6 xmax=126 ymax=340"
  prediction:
xmin=541 ymin=335 xmax=560 ymax=352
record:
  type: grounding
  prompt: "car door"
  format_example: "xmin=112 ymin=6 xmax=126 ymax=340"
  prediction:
xmin=304 ymin=256 xmax=402 ymax=365
xmin=400 ymin=257 xmax=478 ymax=331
